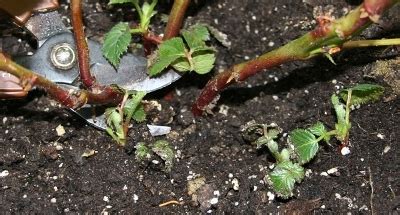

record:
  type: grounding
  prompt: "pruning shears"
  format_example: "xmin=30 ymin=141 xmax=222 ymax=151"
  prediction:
xmin=0 ymin=0 xmax=181 ymax=130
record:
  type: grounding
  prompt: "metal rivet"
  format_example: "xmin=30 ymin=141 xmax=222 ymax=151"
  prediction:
xmin=50 ymin=43 xmax=76 ymax=70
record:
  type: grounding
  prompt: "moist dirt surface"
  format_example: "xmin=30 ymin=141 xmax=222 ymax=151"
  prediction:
xmin=1 ymin=0 xmax=399 ymax=213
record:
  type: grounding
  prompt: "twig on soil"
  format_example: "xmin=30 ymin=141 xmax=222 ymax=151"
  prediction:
xmin=158 ymin=200 xmax=183 ymax=207
xmin=191 ymin=0 xmax=400 ymax=115
xmin=368 ymin=166 xmax=375 ymax=215
xmin=0 ymin=53 xmax=123 ymax=108
xmin=70 ymin=0 xmax=96 ymax=88
xmin=163 ymin=0 xmax=191 ymax=40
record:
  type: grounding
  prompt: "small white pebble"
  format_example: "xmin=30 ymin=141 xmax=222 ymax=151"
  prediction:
xmin=123 ymin=185 xmax=128 ymax=190
xmin=214 ymin=190 xmax=220 ymax=196
xmin=2 ymin=117 xmax=7 ymax=124
xmin=332 ymin=79 xmax=337 ymax=84
xmin=234 ymin=202 xmax=239 ymax=206
xmin=210 ymin=197 xmax=219 ymax=205
xmin=133 ymin=194 xmax=139 ymax=203
xmin=341 ymin=147 xmax=351 ymax=155
xmin=50 ymin=198 xmax=57 ymax=203
xmin=23 ymin=194 xmax=27 ymax=198
xmin=232 ymin=178 xmax=240 ymax=191
xmin=327 ymin=167 xmax=338 ymax=175
xmin=272 ymin=95 xmax=279 ymax=100
xmin=152 ymin=160 xmax=160 ymax=164
xmin=267 ymin=191 xmax=275 ymax=201
xmin=207 ymin=210 xmax=213 ymax=214
xmin=56 ymin=125 xmax=65 ymax=136
xmin=228 ymin=173 xmax=233 ymax=178
xmin=320 ymin=172 xmax=328 ymax=176
xmin=383 ymin=146 xmax=391 ymax=154
xmin=253 ymin=186 xmax=258 ymax=191
xmin=321 ymin=205 xmax=326 ymax=209
xmin=360 ymin=158 xmax=364 ymax=162
xmin=54 ymin=186 xmax=58 ymax=191
xmin=377 ymin=133 xmax=385 ymax=139
xmin=0 ymin=170 xmax=9 ymax=177
xmin=103 ymin=196 xmax=109 ymax=202
xmin=268 ymin=41 xmax=275 ymax=47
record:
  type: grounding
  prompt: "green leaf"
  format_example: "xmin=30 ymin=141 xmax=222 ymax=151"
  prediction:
xmin=268 ymin=161 xmax=305 ymax=198
xmin=108 ymin=0 xmax=137 ymax=5
xmin=308 ymin=122 xmax=331 ymax=144
xmin=290 ymin=129 xmax=319 ymax=164
xmin=152 ymin=140 xmax=175 ymax=172
xmin=331 ymin=94 xmax=346 ymax=125
xmin=105 ymin=107 xmax=125 ymax=145
xmin=132 ymin=104 xmax=146 ymax=122
xmin=339 ymin=84 xmax=384 ymax=106
xmin=123 ymin=91 xmax=146 ymax=120
xmin=171 ymin=57 xmax=191 ymax=72
xmin=102 ymin=22 xmax=132 ymax=67
xmin=192 ymin=52 xmax=215 ymax=74
xmin=135 ymin=142 xmax=151 ymax=161
xmin=182 ymin=25 xmax=210 ymax=51
xmin=149 ymin=38 xmax=186 ymax=76
xmin=141 ymin=0 xmax=157 ymax=29
xmin=308 ymin=122 xmax=326 ymax=137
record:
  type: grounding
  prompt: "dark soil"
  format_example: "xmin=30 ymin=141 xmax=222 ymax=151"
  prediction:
xmin=1 ymin=0 xmax=399 ymax=213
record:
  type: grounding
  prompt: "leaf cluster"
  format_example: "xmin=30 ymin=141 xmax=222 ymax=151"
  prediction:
xmin=103 ymin=0 xmax=158 ymax=67
xmin=105 ymin=91 xmax=146 ymax=146
xmin=247 ymin=84 xmax=384 ymax=199
xmin=149 ymin=25 xmax=216 ymax=76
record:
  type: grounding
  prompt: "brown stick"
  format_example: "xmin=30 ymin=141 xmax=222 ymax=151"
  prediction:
xmin=163 ymin=0 xmax=191 ymax=40
xmin=70 ymin=0 xmax=96 ymax=88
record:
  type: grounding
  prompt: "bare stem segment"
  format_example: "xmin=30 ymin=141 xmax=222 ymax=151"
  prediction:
xmin=192 ymin=0 xmax=399 ymax=115
xmin=71 ymin=0 xmax=96 ymax=88
xmin=0 ymin=53 xmax=123 ymax=108
xmin=163 ymin=0 xmax=191 ymax=40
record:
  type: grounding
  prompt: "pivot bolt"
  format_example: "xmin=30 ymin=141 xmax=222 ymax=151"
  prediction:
xmin=50 ymin=43 xmax=76 ymax=70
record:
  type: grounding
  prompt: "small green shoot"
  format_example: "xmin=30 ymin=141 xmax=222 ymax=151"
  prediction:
xmin=105 ymin=91 xmax=146 ymax=146
xmin=245 ymin=84 xmax=384 ymax=198
xmin=149 ymin=25 xmax=216 ymax=76
xmin=135 ymin=142 xmax=151 ymax=160
xmin=134 ymin=140 xmax=175 ymax=172
xmin=103 ymin=0 xmax=158 ymax=67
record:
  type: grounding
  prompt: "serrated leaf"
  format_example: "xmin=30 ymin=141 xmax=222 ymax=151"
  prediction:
xmin=192 ymin=52 xmax=215 ymax=74
xmin=290 ymin=129 xmax=319 ymax=164
xmin=268 ymin=161 xmax=305 ymax=198
xmin=108 ymin=0 xmax=137 ymax=5
xmin=308 ymin=122 xmax=326 ymax=137
xmin=152 ymin=140 xmax=174 ymax=172
xmin=171 ymin=57 xmax=191 ymax=72
xmin=339 ymin=84 xmax=384 ymax=106
xmin=308 ymin=122 xmax=331 ymax=144
xmin=135 ymin=142 xmax=151 ymax=160
xmin=123 ymin=91 xmax=146 ymax=119
xmin=182 ymin=25 xmax=210 ymax=50
xmin=149 ymin=38 xmax=186 ymax=76
xmin=132 ymin=104 xmax=146 ymax=122
xmin=102 ymin=22 xmax=132 ymax=67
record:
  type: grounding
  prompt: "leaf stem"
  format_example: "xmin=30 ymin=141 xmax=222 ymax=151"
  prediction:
xmin=343 ymin=38 xmax=400 ymax=48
